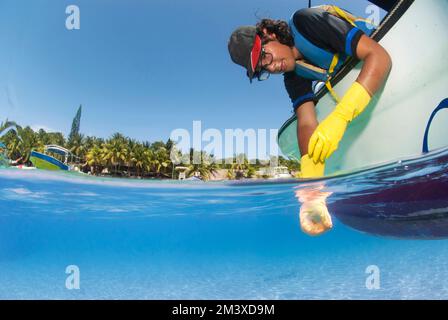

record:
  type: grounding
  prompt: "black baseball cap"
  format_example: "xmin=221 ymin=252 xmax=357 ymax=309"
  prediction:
xmin=228 ymin=26 xmax=262 ymax=82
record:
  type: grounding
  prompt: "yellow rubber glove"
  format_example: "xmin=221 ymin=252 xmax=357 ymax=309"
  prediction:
xmin=299 ymin=155 xmax=325 ymax=178
xmin=308 ymin=82 xmax=371 ymax=163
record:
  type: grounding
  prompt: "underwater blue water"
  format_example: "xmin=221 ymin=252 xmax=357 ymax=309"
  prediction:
xmin=1 ymin=149 xmax=448 ymax=300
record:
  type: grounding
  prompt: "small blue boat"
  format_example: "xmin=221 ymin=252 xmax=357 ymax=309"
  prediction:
xmin=30 ymin=145 xmax=75 ymax=171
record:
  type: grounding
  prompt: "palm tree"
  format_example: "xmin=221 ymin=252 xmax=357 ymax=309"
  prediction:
xmin=83 ymin=136 xmax=102 ymax=152
xmin=102 ymin=134 xmax=128 ymax=175
xmin=125 ymin=138 xmax=140 ymax=177
xmin=151 ymin=140 xmax=168 ymax=151
xmin=0 ymin=120 xmax=18 ymax=161
xmin=151 ymin=146 xmax=171 ymax=178
xmin=86 ymin=144 xmax=104 ymax=174
xmin=68 ymin=133 xmax=86 ymax=161
xmin=36 ymin=129 xmax=51 ymax=146
xmin=231 ymin=153 xmax=252 ymax=179
xmin=12 ymin=126 xmax=42 ymax=163
xmin=246 ymin=166 xmax=257 ymax=178
xmin=147 ymin=141 xmax=173 ymax=177
xmin=131 ymin=144 xmax=147 ymax=178
xmin=207 ymin=155 xmax=219 ymax=180
xmin=185 ymin=150 xmax=218 ymax=181
xmin=47 ymin=132 xmax=66 ymax=147
xmin=142 ymin=148 xmax=154 ymax=178
xmin=0 ymin=119 xmax=18 ymax=139
xmin=226 ymin=168 xmax=236 ymax=180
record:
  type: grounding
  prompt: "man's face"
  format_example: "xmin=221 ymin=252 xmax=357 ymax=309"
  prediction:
xmin=261 ymin=40 xmax=296 ymax=74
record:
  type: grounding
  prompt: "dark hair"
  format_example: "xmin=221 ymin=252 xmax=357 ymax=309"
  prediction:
xmin=255 ymin=19 xmax=294 ymax=47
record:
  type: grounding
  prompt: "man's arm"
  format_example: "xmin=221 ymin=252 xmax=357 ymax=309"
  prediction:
xmin=283 ymin=71 xmax=318 ymax=156
xmin=296 ymin=32 xmax=392 ymax=156
xmin=356 ymin=34 xmax=392 ymax=96
xmin=307 ymin=36 xmax=392 ymax=163
xmin=296 ymin=101 xmax=318 ymax=156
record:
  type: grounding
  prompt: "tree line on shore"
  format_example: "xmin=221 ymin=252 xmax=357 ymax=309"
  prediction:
xmin=1 ymin=119 xmax=300 ymax=180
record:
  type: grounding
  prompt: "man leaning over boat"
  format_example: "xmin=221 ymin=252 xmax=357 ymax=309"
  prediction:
xmin=228 ymin=5 xmax=391 ymax=178
xmin=227 ymin=5 xmax=392 ymax=236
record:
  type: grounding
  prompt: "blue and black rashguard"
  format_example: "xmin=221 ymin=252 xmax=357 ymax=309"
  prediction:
xmin=284 ymin=8 xmax=365 ymax=112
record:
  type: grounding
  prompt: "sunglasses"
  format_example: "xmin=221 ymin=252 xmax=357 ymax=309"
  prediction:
xmin=255 ymin=47 xmax=274 ymax=81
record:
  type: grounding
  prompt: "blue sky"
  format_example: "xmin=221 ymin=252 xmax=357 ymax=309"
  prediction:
xmin=0 ymin=0 xmax=379 ymax=144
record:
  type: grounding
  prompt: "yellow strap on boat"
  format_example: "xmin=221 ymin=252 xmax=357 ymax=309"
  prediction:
xmin=325 ymin=80 xmax=341 ymax=103
xmin=315 ymin=6 xmax=363 ymax=104
xmin=332 ymin=6 xmax=357 ymax=28
xmin=329 ymin=54 xmax=339 ymax=74
xmin=321 ymin=5 xmax=375 ymax=29
xmin=327 ymin=55 xmax=340 ymax=102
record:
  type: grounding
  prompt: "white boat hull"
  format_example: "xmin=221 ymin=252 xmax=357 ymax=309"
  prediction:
xmin=278 ymin=0 xmax=448 ymax=175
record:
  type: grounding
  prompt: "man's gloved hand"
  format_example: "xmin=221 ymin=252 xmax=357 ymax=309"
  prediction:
xmin=308 ymin=115 xmax=348 ymax=164
xmin=308 ymin=81 xmax=371 ymax=163
xmin=300 ymin=155 xmax=325 ymax=178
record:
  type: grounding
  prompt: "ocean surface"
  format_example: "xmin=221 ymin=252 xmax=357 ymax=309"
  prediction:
xmin=1 ymin=148 xmax=448 ymax=300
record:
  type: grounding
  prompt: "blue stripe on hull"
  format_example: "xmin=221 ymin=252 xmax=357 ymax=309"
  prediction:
xmin=30 ymin=151 xmax=69 ymax=171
